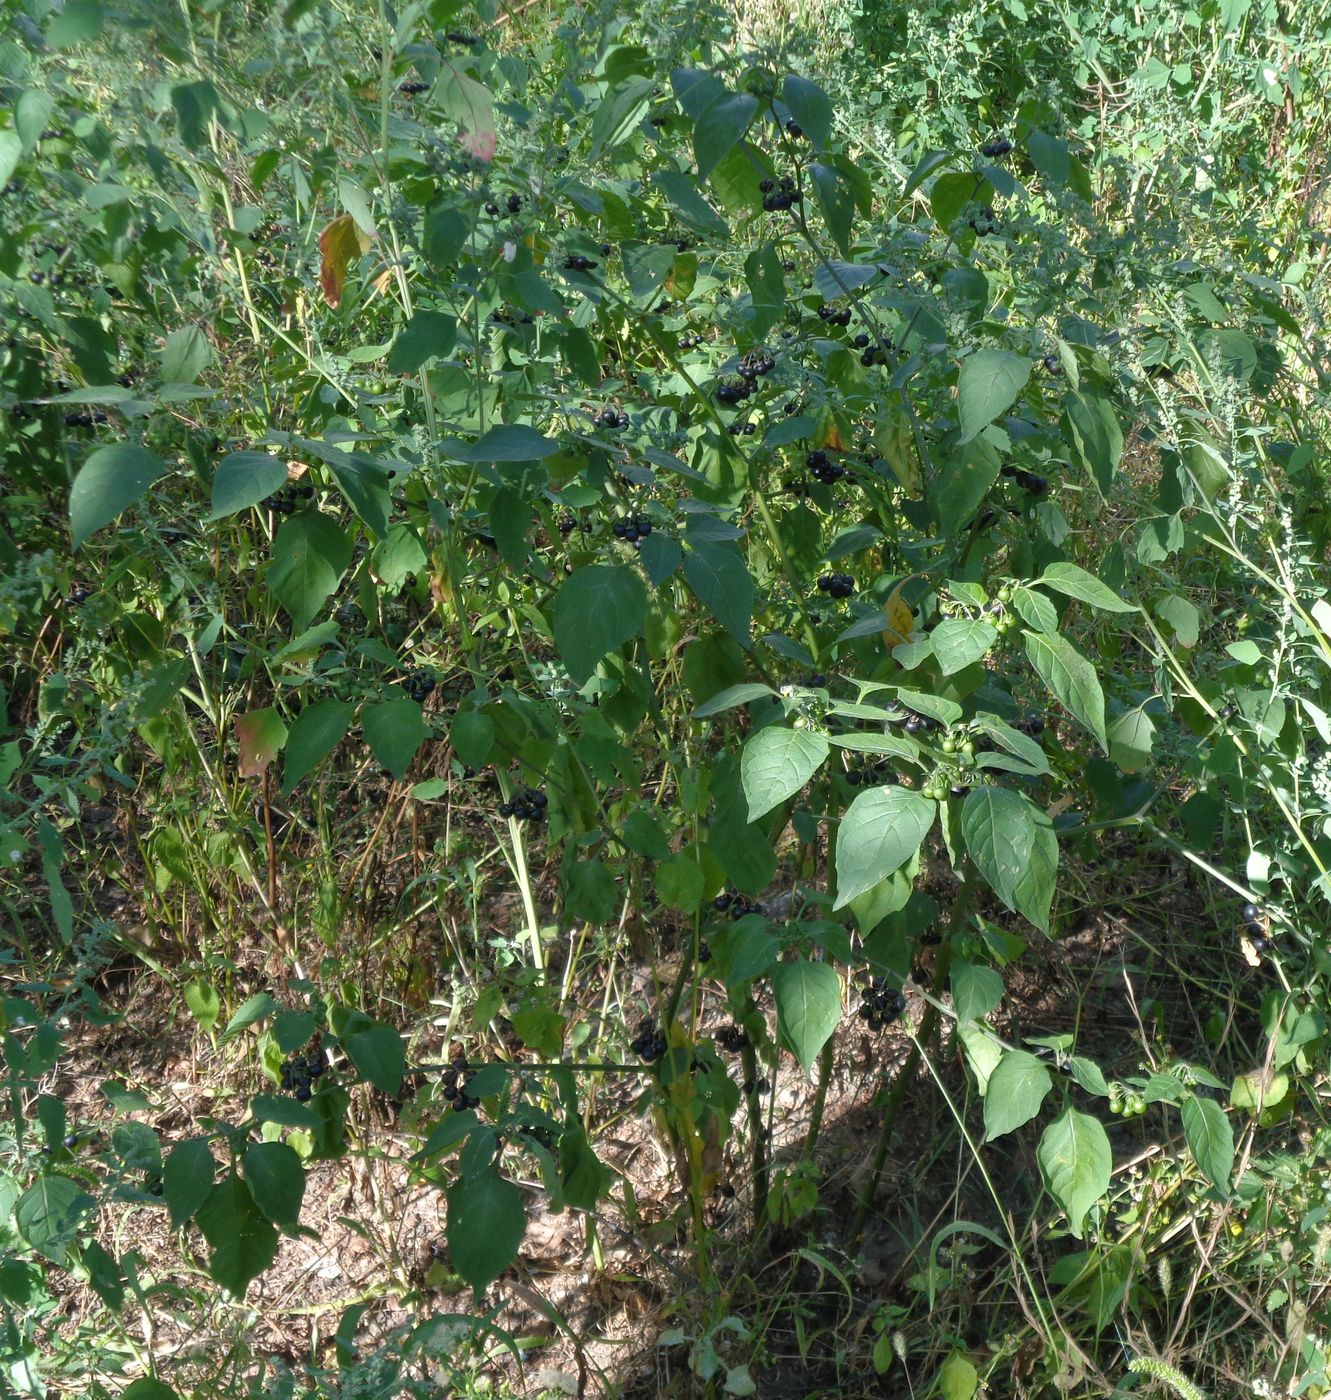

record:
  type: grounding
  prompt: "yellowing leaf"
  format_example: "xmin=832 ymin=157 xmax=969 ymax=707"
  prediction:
xmin=318 ymin=214 xmax=371 ymax=308
xmin=882 ymin=577 xmax=916 ymax=648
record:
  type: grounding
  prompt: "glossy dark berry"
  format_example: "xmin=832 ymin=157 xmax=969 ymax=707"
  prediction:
xmin=506 ymin=193 xmax=523 ymax=213
xmin=484 ymin=201 xmax=499 ymax=215
xmin=1241 ymin=902 xmax=1260 ymax=922
xmin=980 ymin=138 xmax=1013 ymax=158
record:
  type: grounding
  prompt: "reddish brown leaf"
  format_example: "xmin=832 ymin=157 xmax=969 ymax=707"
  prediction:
xmin=318 ymin=214 xmax=371 ymax=308
xmin=235 ymin=709 xmax=288 ymax=778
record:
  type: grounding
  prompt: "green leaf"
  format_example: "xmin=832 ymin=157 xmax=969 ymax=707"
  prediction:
xmin=272 ymin=1010 xmax=317 ymax=1053
xmin=930 ymin=618 xmax=997 ymax=675
xmin=652 ymin=170 xmax=729 ymax=239
xmin=113 ymin=1122 xmax=162 ymax=1174
xmin=447 ymin=1164 xmax=525 ymax=1290
xmin=657 ymin=850 xmax=705 ymax=912
xmin=282 ymin=698 xmax=354 ymax=794
xmin=983 ymin=1050 xmax=1053 ymax=1140
xmin=1027 ymin=129 xmax=1070 ymax=184
xmin=1107 ymin=706 xmax=1156 ymax=773
xmin=371 ymin=522 xmax=426 ymax=590
xmin=683 ymin=541 xmax=754 ymax=646
xmin=740 ymin=726 xmax=828 ymax=820
xmin=223 ymin=991 xmax=277 ymax=1040
xmin=1037 ymin=1109 xmax=1111 ymax=1238
xmin=1011 ymin=585 xmax=1059 ymax=635
xmin=0 ymin=132 xmax=21 ymax=192
xmin=16 ymin=91 xmax=55 ymax=156
xmin=961 ymin=787 xmax=1058 ymax=933
xmin=15 ymin=1176 xmax=94 ymax=1262
xmin=772 ymin=960 xmax=841 ymax=1072
xmin=47 ymin=0 xmax=104 ymax=48
xmin=387 ymin=311 xmax=457 ymax=374
xmin=956 ymin=350 xmax=1032 ymax=444
xmin=950 ymin=961 xmax=1003 ymax=1022
xmin=243 ymin=1142 xmax=306 ymax=1230
xmin=69 ymin=443 xmax=167 ymax=548
xmin=345 ymin=1023 xmax=404 ymax=1096
xmin=931 ymin=438 xmax=1001 ymax=539
xmin=195 ymin=1172 xmax=279 ymax=1298
xmin=361 ymin=697 xmax=428 ymax=779
xmin=267 ymin=512 xmax=352 ymax=630
xmin=1181 ymin=1095 xmax=1234 ymax=1191
xmin=694 ymin=92 xmax=758 ymax=180
xmin=183 ymin=978 xmax=220 ymax=1033
xmin=159 ymin=325 xmax=212 ymax=383
xmin=1037 ymin=563 xmax=1135 ymax=614
xmin=564 ymin=857 xmax=617 ymax=923
xmin=450 ymin=710 xmax=495 ymax=768
xmin=123 ymin=1382 xmax=181 ymax=1400
xmin=810 ymin=162 xmax=854 ymax=255
xmin=209 ymin=452 xmax=289 ymax=520
xmin=554 ymin=564 xmax=647 ymax=685
xmin=1023 ymin=630 xmax=1107 ymax=750
xmin=938 ymin=1350 xmax=979 ymax=1400
xmin=693 ymin=683 xmax=775 ymax=718
xmin=1064 ymin=390 xmax=1123 ymax=495
xmin=439 ymin=424 xmax=560 ymax=463
xmin=783 ymin=74 xmax=834 ymax=148
xmin=834 ymin=786 xmax=936 ymax=908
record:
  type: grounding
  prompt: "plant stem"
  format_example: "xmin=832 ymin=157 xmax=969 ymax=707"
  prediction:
xmin=849 ymin=874 xmax=977 ymax=1245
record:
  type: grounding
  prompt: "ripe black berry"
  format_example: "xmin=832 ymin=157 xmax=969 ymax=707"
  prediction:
xmin=399 ymin=80 xmax=429 ymax=95
xmin=1241 ymin=902 xmax=1260 ymax=922
xmin=785 ymin=119 xmax=803 ymax=138
xmin=506 ymin=193 xmax=523 ymax=213
xmin=630 ymin=1018 xmax=667 ymax=1062
xmin=980 ymin=138 xmax=1013 ymax=158
xmin=564 ymin=254 xmax=599 ymax=272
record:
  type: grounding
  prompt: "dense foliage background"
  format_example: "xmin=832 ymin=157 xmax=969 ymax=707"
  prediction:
xmin=4 ymin=0 xmax=1331 ymax=1395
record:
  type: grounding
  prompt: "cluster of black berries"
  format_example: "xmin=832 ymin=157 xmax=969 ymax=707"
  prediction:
xmin=399 ymin=80 xmax=429 ymax=95
xmin=631 ymin=1018 xmax=667 ymax=1062
xmin=715 ymin=1023 xmax=750 ymax=1053
xmin=563 ymin=253 xmax=598 ymax=272
xmin=858 ymin=979 xmax=907 ymax=1030
xmin=807 ymin=449 xmax=846 ymax=484
xmin=716 ymin=377 xmax=754 ymax=405
xmin=727 ymin=421 xmax=758 ymax=436
xmin=400 ymin=667 xmax=436 ymax=703
xmin=506 ymin=193 xmax=523 ymax=213
xmin=713 ymin=890 xmax=761 ymax=919
xmin=280 ymin=1045 xmax=328 ymax=1100
xmin=1241 ymin=902 xmax=1271 ymax=953
xmin=498 ymin=786 xmax=547 ymax=822
xmin=969 ymin=206 xmax=1000 ymax=235
xmin=64 ymin=410 xmax=108 ymax=427
xmin=441 ymin=1051 xmax=480 ymax=1111
xmin=263 ymin=484 xmax=315 ymax=515
xmin=817 ymin=572 xmax=856 ymax=599
xmin=859 ymin=344 xmax=888 ymax=367
xmin=845 ymin=761 xmax=895 ymax=787
xmin=444 ymin=30 xmax=479 ymax=44
xmin=901 ymin=710 xmax=941 ymax=736
xmin=1041 ymin=353 xmax=1062 ymax=375
xmin=738 ymin=347 xmax=776 ymax=379
xmin=679 ymin=332 xmax=703 ymax=349
xmin=817 ymin=303 xmax=853 ymax=328
xmin=980 ymin=137 xmax=1013 ymax=158
xmin=490 ymin=306 xmax=534 ymax=327
xmin=597 ymin=405 xmax=630 ymax=429
xmin=759 ymin=175 xmax=799 ymax=212
xmin=6 ymin=403 xmax=31 ymax=421
xmin=1000 ymin=464 xmax=1048 ymax=494
xmin=803 ymin=671 xmax=828 ymax=687
xmin=558 ymin=515 xmax=579 ymax=535
xmin=613 ymin=514 xmax=653 ymax=543
xmin=1015 ymin=712 xmax=1046 ymax=737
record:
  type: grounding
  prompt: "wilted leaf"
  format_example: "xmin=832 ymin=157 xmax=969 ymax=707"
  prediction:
xmin=319 ymin=214 xmax=372 ymax=308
